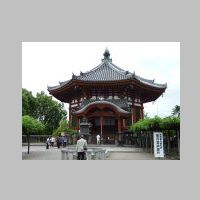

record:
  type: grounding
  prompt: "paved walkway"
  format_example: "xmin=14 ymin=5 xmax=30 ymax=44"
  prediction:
xmin=22 ymin=145 xmax=156 ymax=160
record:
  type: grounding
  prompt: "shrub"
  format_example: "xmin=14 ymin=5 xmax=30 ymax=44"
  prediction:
xmin=22 ymin=115 xmax=45 ymax=135
xmin=53 ymin=119 xmax=77 ymax=136
xmin=130 ymin=116 xmax=180 ymax=133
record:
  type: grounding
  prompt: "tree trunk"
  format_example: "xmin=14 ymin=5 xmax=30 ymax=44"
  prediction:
xmin=27 ymin=133 xmax=30 ymax=154
xmin=142 ymin=135 xmax=144 ymax=148
xmin=143 ymin=135 xmax=145 ymax=148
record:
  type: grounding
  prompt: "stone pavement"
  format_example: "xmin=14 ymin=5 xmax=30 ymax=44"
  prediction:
xmin=22 ymin=144 xmax=156 ymax=160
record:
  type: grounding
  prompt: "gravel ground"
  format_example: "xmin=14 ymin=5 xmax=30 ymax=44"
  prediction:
xmin=107 ymin=152 xmax=155 ymax=160
xmin=22 ymin=146 xmax=156 ymax=160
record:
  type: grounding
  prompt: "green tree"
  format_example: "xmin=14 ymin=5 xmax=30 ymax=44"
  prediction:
xmin=22 ymin=89 xmax=67 ymax=135
xmin=22 ymin=115 xmax=45 ymax=154
xmin=160 ymin=117 xmax=180 ymax=131
xmin=172 ymin=105 xmax=180 ymax=117
xmin=22 ymin=115 xmax=45 ymax=135
xmin=53 ymin=118 xmax=77 ymax=136
xmin=35 ymin=91 xmax=67 ymax=134
xmin=22 ymin=88 xmax=37 ymax=117
xmin=130 ymin=116 xmax=180 ymax=133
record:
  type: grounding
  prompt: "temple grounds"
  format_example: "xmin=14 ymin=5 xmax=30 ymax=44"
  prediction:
xmin=22 ymin=145 xmax=172 ymax=160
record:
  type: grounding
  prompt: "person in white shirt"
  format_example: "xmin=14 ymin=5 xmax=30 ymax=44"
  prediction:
xmin=76 ymin=135 xmax=87 ymax=160
xmin=96 ymin=134 xmax=100 ymax=145
xmin=50 ymin=137 xmax=55 ymax=147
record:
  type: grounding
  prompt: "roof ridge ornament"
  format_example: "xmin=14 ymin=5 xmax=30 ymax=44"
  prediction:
xmin=102 ymin=48 xmax=112 ymax=62
xmin=104 ymin=48 xmax=110 ymax=58
xmin=72 ymin=72 xmax=77 ymax=79
xmin=125 ymin=70 xmax=129 ymax=75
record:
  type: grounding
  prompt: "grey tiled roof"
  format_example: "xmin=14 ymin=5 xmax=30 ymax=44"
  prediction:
xmin=134 ymin=75 xmax=167 ymax=88
xmin=80 ymin=99 xmax=130 ymax=111
xmin=74 ymin=100 xmax=131 ymax=115
xmin=47 ymin=80 xmax=70 ymax=90
xmin=74 ymin=60 xmax=130 ymax=81
xmin=47 ymin=50 xmax=167 ymax=90
xmin=47 ymin=85 xmax=62 ymax=90
xmin=72 ymin=52 xmax=166 ymax=88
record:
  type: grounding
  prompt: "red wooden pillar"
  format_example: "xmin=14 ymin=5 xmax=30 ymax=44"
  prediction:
xmin=118 ymin=117 xmax=121 ymax=133
xmin=131 ymin=107 xmax=134 ymax=124
xmin=100 ymin=116 xmax=103 ymax=140
xmin=76 ymin=117 xmax=80 ymax=131
xmin=132 ymin=107 xmax=136 ymax=123
xmin=118 ymin=116 xmax=122 ymax=141
xmin=141 ymin=103 xmax=144 ymax=119
xmin=122 ymin=118 xmax=126 ymax=130
xmin=69 ymin=104 xmax=71 ymax=127
xmin=131 ymin=98 xmax=136 ymax=124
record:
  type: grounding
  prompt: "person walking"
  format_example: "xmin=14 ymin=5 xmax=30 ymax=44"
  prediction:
xmin=96 ymin=134 xmax=100 ymax=145
xmin=46 ymin=137 xmax=50 ymax=149
xmin=107 ymin=136 xmax=110 ymax=144
xmin=50 ymin=136 xmax=55 ymax=147
xmin=76 ymin=135 xmax=87 ymax=160
xmin=56 ymin=136 xmax=61 ymax=148
xmin=63 ymin=136 xmax=67 ymax=147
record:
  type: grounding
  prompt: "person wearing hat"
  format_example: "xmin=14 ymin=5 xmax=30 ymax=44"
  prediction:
xmin=76 ymin=135 xmax=88 ymax=160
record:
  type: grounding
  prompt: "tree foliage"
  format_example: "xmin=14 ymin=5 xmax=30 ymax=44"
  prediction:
xmin=172 ymin=105 xmax=180 ymax=117
xmin=35 ymin=91 xmax=67 ymax=133
xmin=130 ymin=116 xmax=180 ymax=133
xmin=160 ymin=117 xmax=180 ymax=130
xmin=22 ymin=89 xmax=67 ymax=135
xmin=53 ymin=118 xmax=77 ymax=136
xmin=22 ymin=89 xmax=37 ymax=117
xmin=22 ymin=115 xmax=45 ymax=135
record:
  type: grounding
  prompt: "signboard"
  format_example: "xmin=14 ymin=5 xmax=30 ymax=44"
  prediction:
xmin=153 ymin=132 xmax=164 ymax=158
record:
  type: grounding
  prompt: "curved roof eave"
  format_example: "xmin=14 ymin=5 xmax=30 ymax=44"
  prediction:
xmin=47 ymin=79 xmax=73 ymax=92
xmin=47 ymin=50 xmax=167 ymax=92
xmin=134 ymin=74 xmax=167 ymax=88
xmin=73 ymin=100 xmax=131 ymax=115
xmin=48 ymin=77 xmax=166 ymax=95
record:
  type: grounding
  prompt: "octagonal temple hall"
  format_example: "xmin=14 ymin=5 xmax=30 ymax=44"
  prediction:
xmin=48 ymin=49 xmax=167 ymax=144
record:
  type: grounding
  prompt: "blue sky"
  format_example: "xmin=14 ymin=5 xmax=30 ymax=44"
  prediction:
xmin=22 ymin=42 xmax=180 ymax=118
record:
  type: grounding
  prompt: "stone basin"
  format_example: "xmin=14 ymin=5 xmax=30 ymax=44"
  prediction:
xmin=61 ymin=147 xmax=106 ymax=160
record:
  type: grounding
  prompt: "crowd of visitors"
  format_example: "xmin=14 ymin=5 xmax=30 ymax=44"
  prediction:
xmin=45 ymin=134 xmax=112 ymax=160
xmin=46 ymin=136 xmax=68 ymax=149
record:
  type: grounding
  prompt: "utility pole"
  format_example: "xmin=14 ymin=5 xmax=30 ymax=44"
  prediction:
xmin=157 ymin=102 xmax=158 ymax=116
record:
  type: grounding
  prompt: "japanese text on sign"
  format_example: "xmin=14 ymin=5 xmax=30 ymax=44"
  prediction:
xmin=153 ymin=132 xmax=164 ymax=158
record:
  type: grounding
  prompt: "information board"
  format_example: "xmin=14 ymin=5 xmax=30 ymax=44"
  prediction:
xmin=153 ymin=132 xmax=164 ymax=158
